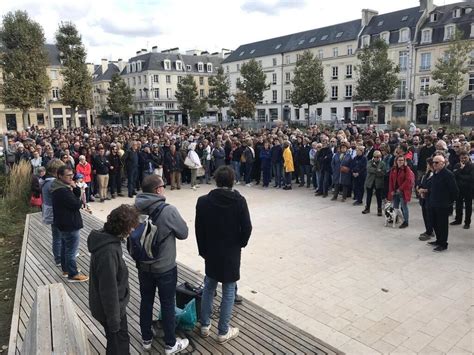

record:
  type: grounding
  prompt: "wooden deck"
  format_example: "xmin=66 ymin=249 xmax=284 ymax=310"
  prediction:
xmin=8 ymin=212 xmax=342 ymax=354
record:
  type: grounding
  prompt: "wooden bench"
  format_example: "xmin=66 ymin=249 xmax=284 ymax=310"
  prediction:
xmin=22 ymin=283 xmax=90 ymax=355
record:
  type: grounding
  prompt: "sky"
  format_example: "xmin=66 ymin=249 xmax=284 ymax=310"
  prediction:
xmin=0 ymin=0 xmax=461 ymax=63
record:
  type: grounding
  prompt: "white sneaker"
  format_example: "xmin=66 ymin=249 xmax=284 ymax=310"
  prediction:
xmin=195 ymin=184 xmax=200 ymax=188
xmin=143 ymin=339 xmax=152 ymax=351
xmin=235 ymin=181 xmax=240 ymax=185
xmin=165 ymin=337 xmax=189 ymax=355
xmin=245 ymin=183 xmax=252 ymax=187
xmin=191 ymin=186 xmax=197 ymax=190
xmin=200 ymin=322 xmax=211 ymax=338
xmin=217 ymin=326 xmax=239 ymax=344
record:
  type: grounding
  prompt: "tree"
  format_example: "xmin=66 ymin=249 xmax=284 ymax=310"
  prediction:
xmin=354 ymin=38 xmax=400 ymax=122
xmin=291 ymin=50 xmax=326 ymax=124
xmin=107 ymin=73 xmax=134 ymax=121
xmin=430 ymin=28 xmax=473 ymax=125
xmin=55 ymin=22 xmax=93 ymax=128
xmin=175 ymin=75 xmax=199 ymax=124
xmin=0 ymin=11 xmax=50 ymax=129
xmin=237 ymin=59 xmax=269 ymax=105
xmin=208 ymin=67 xmax=230 ymax=121
xmin=190 ymin=98 xmax=208 ymax=119
xmin=232 ymin=92 xmax=255 ymax=119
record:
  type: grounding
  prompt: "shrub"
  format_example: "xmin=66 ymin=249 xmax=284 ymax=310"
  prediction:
xmin=2 ymin=160 xmax=32 ymax=214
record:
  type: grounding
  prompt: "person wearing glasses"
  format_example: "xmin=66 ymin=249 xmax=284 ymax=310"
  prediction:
xmin=134 ymin=175 xmax=189 ymax=354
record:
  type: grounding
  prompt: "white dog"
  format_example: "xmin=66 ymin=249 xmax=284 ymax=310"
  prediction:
xmin=384 ymin=202 xmax=404 ymax=228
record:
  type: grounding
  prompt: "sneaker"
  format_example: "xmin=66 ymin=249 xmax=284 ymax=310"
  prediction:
xmin=463 ymin=224 xmax=470 ymax=229
xmin=399 ymin=222 xmax=408 ymax=229
xmin=200 ymin=322 xmax=211 ymax=338
xmin=419 ymin=233 xmax=434 ymax=241
xmin=62 ymin=269 xmax=81 ymax=277
xmin=427 ymin=241 xmax=439 ymax=246
xmin=245 ymin=183 xmax=252 ymax=187
xmin=143 ymin=339 xmax=152 ymax=351
xmin=235 ymin=181 xmax=240 ymax=185
xmin=433 ymin=245 xmax=448 ymax=252
xmin=377 ymin=209 xmax=382 ymax=216
xmin=55 ymin=262 xmax=61 ymax=267
xmin=353 ymin=201 xmax=362 ymax=206
xmin=165 ymin=337 xmax=189 ymax=355
xmin=362 ymin=209 xmax=370 ymax=214
xmin=67 ymin=274 xmax=88 ymax=283
xmin=217 ymin=326 xmax=239 ymax=344
xmin=450 ymin=220 xmax=462 ymax=226
xmin=234 ymin=294 xmax=243 ymax=305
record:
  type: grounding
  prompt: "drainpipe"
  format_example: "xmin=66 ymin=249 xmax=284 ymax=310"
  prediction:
xmin=281 ymin=53 xmax=284 ymax=123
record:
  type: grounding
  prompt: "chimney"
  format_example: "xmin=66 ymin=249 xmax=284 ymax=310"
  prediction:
xmin=420 ymin=0 xmax=434 ymax=12
xmin=136 ymin=50 xmax=141 ymax=55
xmin=361 ymin=9 xmax=378 ymax=27
xmin=101 ymin=58 xmax=108 ymax=74
xmin=117 ymin=58 xmax=125 ymax=72
xmin=152 ymin=46 xmax=158 ymax=53
xmin=141 ymin=48 xmax=147 ymax=53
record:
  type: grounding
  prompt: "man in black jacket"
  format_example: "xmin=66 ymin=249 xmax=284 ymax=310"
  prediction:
xmin=51 ymin=165 xmax=89 ymax=282
xmin=417 ymin=136 xmax=436 ymax=179
xmin=195 ymin=166 xmax=252 ymax=344
xmin=298 ymin=138 xmax=312 ymax=188
xmin=124 ymin=141 xmax=139 ymax=198
xmin=452 ymin=151 xmax=474 ymax=229
xmin=426 ymin=155 xmax=459 ymax=252
xmin=93 ymin=147 xmax=110 ymax=202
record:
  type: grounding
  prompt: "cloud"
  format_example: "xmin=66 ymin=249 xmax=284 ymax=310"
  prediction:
xmin=98 ymin=16 xmax=161 ymax=37
xmin=241 ymin=0 xmax=306 ymax=15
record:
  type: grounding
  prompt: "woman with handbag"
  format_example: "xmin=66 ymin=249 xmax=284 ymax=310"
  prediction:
xmin=331 ymin=143 xmax=352 ymax=202
xmin=388 ymin=155 xmax=415 ymax=228
xmin=186 ymin=143 xmax=202 ymax=190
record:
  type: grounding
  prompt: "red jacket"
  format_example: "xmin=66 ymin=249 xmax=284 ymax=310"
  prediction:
xmin=76 ymin=162 xmax=92 ymax=183
xmin=388 ymin=165 xmax=414 ymax=202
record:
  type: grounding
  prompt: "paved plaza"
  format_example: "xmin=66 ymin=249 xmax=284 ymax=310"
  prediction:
xmin=90 ymin=184 xmax=473 ymax=354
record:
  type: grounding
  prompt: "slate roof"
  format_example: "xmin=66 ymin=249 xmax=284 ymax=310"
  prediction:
xmin=121 ymin=52 xmax=223 ymax=75
xmin=93 ymin=63 xmax=120 ymax=82
xmin=360 ymin=6 xmax=423 ymax=45
xmin=222 ymin=19 xmax=361 ymax=64
xmin=45 ymin=44 xmax=61 ymax=66
xmin=417 ymin=2 xmax=474 ymax=45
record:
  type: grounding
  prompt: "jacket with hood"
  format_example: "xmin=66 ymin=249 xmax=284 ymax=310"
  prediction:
xmin=134 ymin=193 xmax=188 ymax=274
xmin=88 ymin=229 xmax=129 ymax=332
xmin=195 ymin=188 xmax=252 ymax=283
xmin=51 ymin=179 xmax=83 ymax=231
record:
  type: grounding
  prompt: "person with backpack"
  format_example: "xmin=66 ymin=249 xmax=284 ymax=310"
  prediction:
xmin=88 ymin=205 xmax=140 ymax=355
xmin=134 ymin=175 xmax=189 ymax=354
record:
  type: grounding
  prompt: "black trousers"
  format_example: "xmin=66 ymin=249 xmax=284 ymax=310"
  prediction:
xmin=100 ymin=314 xmax=130 ymax=355
xmin=421 ymin=203 xmax=433 ymax=235
xmin=366 ymin=186 xmax=383 ymax=210
xmin=109 ymin=172 xmax=122 ymax=195
xmin=431 ymin=207 xmax=450 ymax=248
xmin=455 ymin=192 xmax=472 ymax=226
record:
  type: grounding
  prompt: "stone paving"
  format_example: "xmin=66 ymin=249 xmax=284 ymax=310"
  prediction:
xmin=90 ymin=183 xmax=474 ymax=354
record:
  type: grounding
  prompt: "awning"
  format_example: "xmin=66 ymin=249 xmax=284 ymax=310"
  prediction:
xmin=354 ymin=106 xmax=372 ymax=112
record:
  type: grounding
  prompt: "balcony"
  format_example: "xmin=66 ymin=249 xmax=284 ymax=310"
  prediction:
xmin=419 ymin=66 xmax=431 ymax=72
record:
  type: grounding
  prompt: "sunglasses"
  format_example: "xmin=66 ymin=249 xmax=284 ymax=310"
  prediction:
xmin=433 ymin=161 xmax=443 ymax=165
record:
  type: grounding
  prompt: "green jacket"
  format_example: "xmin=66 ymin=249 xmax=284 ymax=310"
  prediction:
xmin=365 ymin=159 xmax=386 ymax=189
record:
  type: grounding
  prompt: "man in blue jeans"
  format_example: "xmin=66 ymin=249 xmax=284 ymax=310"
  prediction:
xmin=50 ymin=165 xmax=88 ymax=282
xmin=135 ymin=175 xmax=189 ymax=354
xmin=195 ymin=166 xmax=252 ymax=343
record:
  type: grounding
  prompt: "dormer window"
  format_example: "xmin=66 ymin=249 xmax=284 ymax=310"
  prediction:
xmin=131 ymin=62 xmax=136 ymax=72
xmin=207 ymin=63 xmax=213 ymax=73
xmin=176 ymin=60 xmax=183 ymax=71
xmin=377 ymin=21 xmax=384 ymax=26
xmin=298 ymin=39 xmax=304 ymax=45
xmin=321 ymin=35 xmax=328 ymax=40
xmin=430 ymin=13 xmax=438 ymax=22
xmin=361 ymin=35 xmax=370 ymax=47
xmin=309 ymin=37 xmax=316 ymax=43
xmin=380 ymin=31 xmax=390 ymax=44
xmin=421 ymin=29 xmax=432 ymax=43
xmin=127 ymin=64 xmax=131 ymax=73
xmin=164 ymin=59 xmax=171 ymax=70
xmin=137 ymin=61 xmax=142 ymax=72
xmin=275 ymin=44 xmax=281 ymax=49
xmin=399 ymin=28 xmax=410 ymax=42
xmin=453 ymin=8 xmax=461 ymax=18
xmin=401 ymin=15 xmax=408 ymax=21
xmin=250 ymin=49 xmax=255 ymax=54
xmin=444 ymin=25 xmax=455 ymax=40
xmin=239 ymin=51 xmax=245 ymax=56
xmin=186 ymin=64 xmax=192 ymax=71
xmin=336 ymin=32 xmax=343 ymax=38
xmin=197 ymin=62 xmax=204 ymax=72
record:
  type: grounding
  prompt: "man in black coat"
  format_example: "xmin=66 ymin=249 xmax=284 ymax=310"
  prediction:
xmin=426 ymin=155 xmax=459 ymax=252
xmin=195 ymin=166 xmax=252 ymax=344
xmin=51 ymin=165 xmax=89 ymax=282
xmin=452 ymin=151 xmax=474 ymax=229
xmin=123 ymin=141 xmax=139 ymax=198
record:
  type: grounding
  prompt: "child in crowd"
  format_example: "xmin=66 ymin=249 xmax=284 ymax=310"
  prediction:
xmin=75 ymin=173 xmax=92 ymax=214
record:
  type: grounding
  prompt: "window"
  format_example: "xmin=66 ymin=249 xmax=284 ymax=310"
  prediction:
xmin=298 ymin=39 xmax=304 ymax=45
xmin=398 ymin=79 xmax=407 ymax=99
xmin=420 ymin=77 xmax=430 ymax=96
xmin=153 ymin=75 xmax=159 ymax=83
xmin=139 ymin=89 xmax=142 ymax=98
xmin=285 ymin=72 xmax=291 ymax=83
xmin=166 ymin=103 xmax=174 ymax=109
xmin=336 ymin=32 xmax=343 ymax=38
xmin=131 ymin=62 xmax=136 ymax=72
xmin=138 ymin=76 xmax=141 ymax=84
xmin=471 ymin=23 xmax=474 ymax=38
xmin=399 ymin=51 xmax=408 ymax=71
xmin=176 ymin=61 xmax=183 ymax=71
xmin=318 ymin=49 xmax=324 ymax=59
xmin=272 ymin=73 xmax=277 ymax=85
xmin=453 ymin=8 xmax=461 ymax=18
xmin=361 ymin=35 xmax=370 ymax=47
xmin=420 ymin=52 xmax=431 ymax=71
xmin=166 ymin=75 xmax=171 ymax=84
xmin=164 ymin=60 xmax=171 ymax=70
xmin=380 ymin=32 xmax=390 ymax=44
xmin=127 ymin=78 xmax=130 ymax=86
xmin=257 ymin=109 xmax=266 ymax=120
xmin=321 ymin=35 xmax=328 ymax=40
xmin=445 ymin=25 xmax=455 ymax=40
xmin=378 ymin=21 xmax=384 ymax=26
xmin=316 ymin=108 xmax=322 ymax=118
xmin=346 ymin=65 xmax=353 ymax=78
xmin=347 ymin=45 xmax=353 ymax=55
xmin=37 ymin=113 xmax=45 ymax=125
xmin=469 ymin=73 xmax=474 ymax=91
xmin=199 ymin=77 xmax=204 ymax=85
xmin=331 ymin=86 xmax=338 ymax=99
xmin=236 ymin=64 xmax=240 ymax=71
xmin=273 ymin=58 xmax=277 ymax=66
xmin=236 ymin=78 xmax=241 ymax=88
xmin=470 ymin=50 xmax=474 ymax=65
xmin=186 ymin=64 xmax=192 ymax=71
xmin=250 ymin=49 xmax=255 ymax=54
xmin=331 ymin=107 xmax=337 ymax=119
xmin=401 ymin=15 xmax=408 ymax=21
xmin=239 ymin=51 xmax=245 ymax=56
xmin=144 ymin=75 xmax=147 ymax=83
xmin=226 ymin=65 xmax=229 ymax=73
xmin=52 ymin=108 xmax=62 ymax=116
xmin=309 ymin=37 xmax=316 ymax=43
xmin=200 ymin=89 xmax=205 ymax=98
xmin=421 ymin=29 xmax=432 ymax=43
xmin=52 ymin=87 xmax=60 ymax=99
xmin=137 ymin=61 xmax=142 ymax=71
xmin=272 ymin=90 xmax=277 ymax=103
xmin=178 ymin=76 xmax=183 ymax=83
xmin=296 ymin=54 xmax=302 ymax=62
xmin=399 ymin=28 xmax=409 ymax=42
xmin=332 ymin=66 xmax=338 ymax=79
xmin=198 ymin=62 xmax=204 ymax=72
xmin=133 ymin=77 xmax=136 ymax=85
xmin=333 ymin=47 xmax=339 ymax=57
xmin=285 ymin=90 xmax=291 ymax=101
xmin=166 ymin=88 xmax=172 ymax=99
xmin=430 ymin=13 xmax=438 ymax=22
xmin=258 ymin=60 xmax=262 ymax=67
xmin=285 ymin=55 xmax=290 ymax=64
xmin=275 ymin=44 xmax=281 ymax=49
xmin=295 ymin=109 xmax=300 ymax=120
xmin=269 ymin=109 xmax=278 ymax=119
xmin=345 ymin=85 xmax=352 ymax=98
xmin=207 ymin=63 xmax=213 ymax=72
xmin=50 ymin=70 xmax=58 ymax=80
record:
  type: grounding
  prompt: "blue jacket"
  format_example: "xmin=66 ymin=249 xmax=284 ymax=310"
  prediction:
xmin=331 ymin=152 xmax=352 ymax=186
xmin=270 ymin=145 xmax=283 ymax=164
xmin=259 ymin=148 xmax=271 ymax=168
xmin=352 ymin=155 xmax=368 ymax=178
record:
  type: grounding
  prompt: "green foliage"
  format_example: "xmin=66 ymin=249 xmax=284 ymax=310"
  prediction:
xmin=190 ymin=98 xmax=208 ymax=119
xmin=208 ymin=67 xmax=230 ymax=115
xmin=291 ymin=50 xmax=326 ymax=111
xmin=175 ymin=75 xmax=200 ymax=123
xmin=107 ymin=73 xmax=134 ymax=119
xmin=55 ymin=22 xmax=93 ymax=127
xmin=354 ymin=38 xmax=400 ymax=103
xmin=237 ymin=59 xmax=269 ymax=104
xmin=0 ymin=10 xmax=50 ymax=129
xmin=232 ymin=92 xmax=255 ymax=119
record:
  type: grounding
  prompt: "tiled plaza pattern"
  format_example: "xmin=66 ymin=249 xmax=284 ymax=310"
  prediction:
xmin=91 ymin=184 xmax=474 ymax=354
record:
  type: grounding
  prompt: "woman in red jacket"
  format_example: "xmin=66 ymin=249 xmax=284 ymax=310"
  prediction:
xmin=388 ymin=155 xmax=415 ymax=228
xmin=76 ymin=155 xmax=92 ymax=202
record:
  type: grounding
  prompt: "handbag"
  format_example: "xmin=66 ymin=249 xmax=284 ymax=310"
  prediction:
xmin=184 ymin=156 xmax=195 ymax=168
xmin=340 ymin=166 xmax=350 ymax=174
xmin=30 ymin=195 xmax=42 ymax=208
xmin=176 ymin=282 xmax=203 ymax=321
xmin=196 ymin=166 xmax=205 ymax=177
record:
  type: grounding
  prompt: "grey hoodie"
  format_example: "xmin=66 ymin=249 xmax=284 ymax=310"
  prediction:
xmin=134 ymin=192 xmax=188 ymax=274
